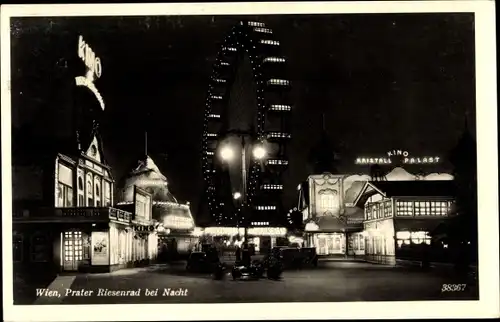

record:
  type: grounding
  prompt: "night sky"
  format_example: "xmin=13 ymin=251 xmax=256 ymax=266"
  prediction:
xmin=10 ymin=14 xmax=475 ymax=223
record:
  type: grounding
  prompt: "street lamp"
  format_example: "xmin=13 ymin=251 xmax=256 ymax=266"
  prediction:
xmin=252 ymin=145 xmax=267 ymax=160
xmin=220 ymin=145 xmax=235 ymax=162
xmin=219 ymin=137 xmax=267 ymax=245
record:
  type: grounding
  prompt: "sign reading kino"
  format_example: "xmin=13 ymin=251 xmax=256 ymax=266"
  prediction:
xmin=75 ymin=35 xmax=105 ymax=111
xmin=355 ymin=150 xmax=440 ymax=165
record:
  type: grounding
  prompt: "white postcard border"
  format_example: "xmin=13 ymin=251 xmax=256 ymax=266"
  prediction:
xmin=2 ymin=1 xmax=498 ymax=321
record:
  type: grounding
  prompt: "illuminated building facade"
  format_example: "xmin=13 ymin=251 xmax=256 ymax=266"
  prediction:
xmin=299 ymin=173 xmax=365 ymax=256
xmin=202 ymin=20 xmax=292 ymax=227
xmin=298 ymin=167 xmax=455 ymax=263
xmin=117 ymin=156 xmax=198 ymax=255
xmin=354 ymin=180 xmax=455 ymax=265
xmin=12 ymin=129 xmax=158 ymax=273
xmin=12 ymin=35 xmax=157 ymax=274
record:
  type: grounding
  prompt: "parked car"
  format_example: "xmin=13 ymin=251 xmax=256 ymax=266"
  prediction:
xmin=186 ymin=251 xmax=220 ymax=274
xmin=231 ymin=259 xmax=265 ymax=280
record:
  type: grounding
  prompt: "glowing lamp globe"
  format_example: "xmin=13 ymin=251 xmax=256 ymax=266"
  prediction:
xmin=252 ymin=146 xmax=267 ymax=160
xmin=220 ymin=146 xmax=235 ymax=161
xmin=233 ymin=192 xmax=242 ymax=200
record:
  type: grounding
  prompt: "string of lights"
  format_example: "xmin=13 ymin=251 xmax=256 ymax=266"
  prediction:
xmin=202 ymin=20 xmax=292 ymax=227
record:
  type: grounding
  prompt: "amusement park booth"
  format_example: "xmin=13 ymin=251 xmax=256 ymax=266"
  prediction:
xmin=353 ymin=180 xmax=455 ymax=265
xmin=12 ymin=131 xmax=158 ymax=274
xmin=298 ymin=173 xmax=366 ymax=257
xmin=118 ymin=155 xmax=198 ymax=256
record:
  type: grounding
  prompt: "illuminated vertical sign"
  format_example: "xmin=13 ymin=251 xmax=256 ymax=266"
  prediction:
xmin=75 ymin=35 xmax=105 ymax=110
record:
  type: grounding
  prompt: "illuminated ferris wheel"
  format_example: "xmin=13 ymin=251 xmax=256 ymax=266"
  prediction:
xmin=202 ymin=21 xmax=292 ymax=226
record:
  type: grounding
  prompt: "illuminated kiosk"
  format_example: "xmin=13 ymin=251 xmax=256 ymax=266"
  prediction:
xmin=117 ymin=155 xmax=198 ymax=255
xmin=353 ymin=179 xmax=455 ymax=265
xmin=298 ymin=167 xmax=454 ymax=260
xmin=12 ymin=36 xmax=158 ymax=274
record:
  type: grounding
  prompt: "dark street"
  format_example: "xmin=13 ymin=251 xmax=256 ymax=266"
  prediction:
xmin=26 ymin=261 xmax=479 ymax=305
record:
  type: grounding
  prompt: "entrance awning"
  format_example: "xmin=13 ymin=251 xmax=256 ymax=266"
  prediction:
xmin=305 ymin=206 xmax=364 ymax=233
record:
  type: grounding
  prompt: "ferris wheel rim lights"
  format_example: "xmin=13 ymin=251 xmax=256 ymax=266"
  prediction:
xmin=202 ymin=21 xmax=291 ymax=223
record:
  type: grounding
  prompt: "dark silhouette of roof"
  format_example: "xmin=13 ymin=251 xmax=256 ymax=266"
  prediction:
xmin=370 ymin=180 xmax=456 ymax=197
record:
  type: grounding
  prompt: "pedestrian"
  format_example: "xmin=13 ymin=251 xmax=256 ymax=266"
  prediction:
xmin=241 ymin=244 xmax=251 ymax=267
xmin=235 ymin=246 xmax=241 ymax=263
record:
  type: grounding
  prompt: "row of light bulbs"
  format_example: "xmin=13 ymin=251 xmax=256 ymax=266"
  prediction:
xmin=267 ymin=132 xmax=292 ymax=139
xmin=269 ymin=104 xmax=291 ymax=111
xmin=267 ymin=159 xmax=289 ymax=165
xmin=261 ymin=184 xmax=283 ymax=190
xmin=260 ymin=39 xmax=280 ymax=46
xmin=251 ymin=221 xmax=270 ymax=226
xmin=253 ymin=27 xmax=272 ymax=34
xmin=263 ymin=57 xmax=286 ymax=63
xmin=255 ymin=205 xmax=276 ymax=210
xmin=248 ymin=21 xmax=265 ymax=27
xmin=267 ymin=79 xmax=290 ymax=86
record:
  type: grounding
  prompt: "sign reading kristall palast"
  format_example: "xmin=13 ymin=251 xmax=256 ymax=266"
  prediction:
xmin=355 ymin=150 xmax=440 ymax=165
xmin=75 ymin=35 xmax=105 ymax=111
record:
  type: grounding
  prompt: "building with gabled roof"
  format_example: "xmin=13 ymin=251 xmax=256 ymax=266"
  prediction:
xmin=297 ymin=167 xmax=456 ymax=262
xmin=117 ymin=155 xmax=198 ymax=256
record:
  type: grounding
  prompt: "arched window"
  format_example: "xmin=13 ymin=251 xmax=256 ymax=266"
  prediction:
xmin=95 ymin=184 xmax=100 ymax=197
xmin=320 ymin=194 xmax=335 ymax=210
xmin=87 ymin=173 xmax=94 ymax=206
xmin=77 ymin=177 xmax=84 ymax=206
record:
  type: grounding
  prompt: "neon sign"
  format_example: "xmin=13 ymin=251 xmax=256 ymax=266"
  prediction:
xmin=78 ymin=35 xmax=102 ymax=79
xmin=355 ymin=150 xmax=440 ymax=165
xmin=75 ymin=35 xmax=105 ymax=111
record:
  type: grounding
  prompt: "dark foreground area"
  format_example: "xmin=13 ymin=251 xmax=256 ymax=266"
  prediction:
xmin=14 ymin=260 xmax=478 ymax=305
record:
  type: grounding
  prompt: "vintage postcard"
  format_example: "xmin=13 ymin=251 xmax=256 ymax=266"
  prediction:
xmin=2 ymin=1 xmax=498 ymax=321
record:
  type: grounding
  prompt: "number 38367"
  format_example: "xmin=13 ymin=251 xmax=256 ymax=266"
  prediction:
xmin=441 ymin=284 xmax=467 ymax=292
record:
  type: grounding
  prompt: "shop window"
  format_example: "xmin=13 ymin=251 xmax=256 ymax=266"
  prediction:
xmin=31 ymin=233 xmax=50 ymax=262
xmin=396 ymin=201 xmax=413 ymax=216
xmin=13 ymin=233 xmax=23 ymax=262
xmin=384 ymin=201 xmax=392 ymax=217
xmin=396 ymin=231 xmax=431 ymax=248
xmin=415 ymin=201 xmax=431 ymax=216
xmin=57 ymin=183 xmax=73 ymax=207
xmin=365 ymin=206 xmax=372 ymax=220
xmin=430 ymin=201 xmax=450 ymax=216
xmin=359 ymin=235 xmax=365 ymax=251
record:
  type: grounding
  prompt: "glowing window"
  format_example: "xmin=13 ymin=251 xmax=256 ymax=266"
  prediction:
xmin=396 ymin=201 xmax=413 ymax=216
xmin=320 ymin=194 xmax=335 ymax=210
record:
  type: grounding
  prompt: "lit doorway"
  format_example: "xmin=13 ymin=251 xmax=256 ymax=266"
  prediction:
xmin=63 ymin=231 xmax=83 ymax=271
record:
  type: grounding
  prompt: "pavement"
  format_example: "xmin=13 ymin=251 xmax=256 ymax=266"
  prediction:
xmin=21 ymin=260 xmax=478 ymax=305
